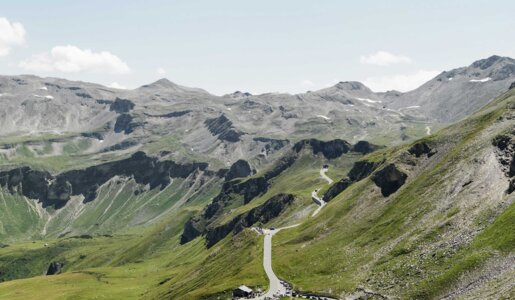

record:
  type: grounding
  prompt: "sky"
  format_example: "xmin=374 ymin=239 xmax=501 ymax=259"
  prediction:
xmin=1 ymin=0 xmax=514 ymax=95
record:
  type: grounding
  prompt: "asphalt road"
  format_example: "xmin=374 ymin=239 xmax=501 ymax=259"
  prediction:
xmin=311 ymin=166 xmax=333 ymax=216
xmin=249 ymin=225 xmax=299 ymax=299
xmin=320 ymin=167 xmax=334 ymax=184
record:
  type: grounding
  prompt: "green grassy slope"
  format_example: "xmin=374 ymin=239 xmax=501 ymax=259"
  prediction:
xmin=271 ymin=90 xmax=515 ymax=298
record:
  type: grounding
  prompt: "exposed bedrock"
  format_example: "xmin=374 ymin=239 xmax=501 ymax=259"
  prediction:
xmin=408 ymin=141 xmax=437 ymax=157
xmin=224 ymin=159 xmax=254 ymax=181
xmin=114 ymin=113 xmax=138 ymax=134
xmin=0 ymin=152 xmax=211 ymax=208
xmin=204 ymin=114 xmax=244 ymax=142
xmin=96 ymin=97 xmax=135 ymax=113
xmin=180 ymin=153 xmax=297 ymax=244
xmin=109 ymin=98 xmax=135 ymax=113
xmin=46 ymin=261 xmax=66 ymax=275
xmin=293 ymin=139 xmax=352 ymax=159
xmin=205 ymin=193 xmax=295 ymax=247
xmin=493 ymin=133 xmax=515 ymax=193
xmin=323 ymin=160 xmax=381 ymax=202
xmin=372 ymin=164 xmax=408 ymax=197
xmin=352 ymin=141 xmax=384 ymax=154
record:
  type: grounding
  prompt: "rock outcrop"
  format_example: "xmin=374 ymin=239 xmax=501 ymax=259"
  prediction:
xmin=180 ymin=153 xmax=297 ymax=244
xmin=109 ymin=98 xmax=135 ymax=113
xmin=408 ymin=142 xmax=436 ymax=157
xmin=372 ymin=164 xmax=408 ymax=197
xmin=323 ymin=160 xmax=380 ymax=202
xmin=114 ymin=114 xmax=137 ymax=134
xmin=293 ymin=139 xmax=352 ymax=159
xmin=204 ymin=114 xmax=244 ymax=142
xmin=224 ymin=159 xmax=253 ymax=181
xmin=46 ymin=261 xmax=65 ymax=275
xmin=352 ymin=141 xmax=383 ymax=154
xmin=204 ymin=193 xmax=295 ymax=247
xmin=493 ymin=133 xmax=515 ymax=193
xmin=253 ymin=137 xmax=289 ymax=155
xmin=145 ymin=110 xmax=191 ymax=118
xmin=0 ymin=152 xmax=210 ymax=208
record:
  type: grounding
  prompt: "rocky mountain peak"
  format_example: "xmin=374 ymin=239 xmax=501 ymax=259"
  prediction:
xmin=334 ymin=81 xmax=368 ymax=91
xmin=471 ymin=55 xmax=514 ymax=70
xmin=224 ymin=91 xmax=252 ymax=98
xmin=139 ymin=78 xmax=178 ymax=89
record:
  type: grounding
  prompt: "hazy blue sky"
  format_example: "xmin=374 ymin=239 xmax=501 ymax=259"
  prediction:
xmin=1 ymin=0 xmax=514 ymax=94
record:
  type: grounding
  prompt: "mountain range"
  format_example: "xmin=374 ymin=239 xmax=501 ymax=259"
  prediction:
xmin=0 ymin=55 xmax=513 ymax=300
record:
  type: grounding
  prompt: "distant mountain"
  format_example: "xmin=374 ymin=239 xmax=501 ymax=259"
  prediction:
xmin=382 ymin=55 xmax=515 ymax=122
xmin=0 ymin=56 xmax=513 ymax=171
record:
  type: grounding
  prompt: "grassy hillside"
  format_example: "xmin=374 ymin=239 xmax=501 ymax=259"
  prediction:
xmin=0 ymin=90 xmax=513 ymax=299
xmin=271 ymin=89 xmax=515 ymax=298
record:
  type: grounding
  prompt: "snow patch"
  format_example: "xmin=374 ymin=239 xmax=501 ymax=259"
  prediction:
xmin=39 ymin=86 xmax=48 ymax=90
xmin=426 ymin=126 xmax=431 ymax=135
xmin=317 ymin=115 xmax=330 ymax=120
xmin=33 ymin=94 xmax=54 ymax=99
xmin=469 ymin=77 xmax=491 ymax=83
xmin=356 ymin=97 xmax=382 ymax=104
xmin=400 ymin=105 xmax=420 ymax=109
xmin=448 ymin=77 xmax=453 ymax=81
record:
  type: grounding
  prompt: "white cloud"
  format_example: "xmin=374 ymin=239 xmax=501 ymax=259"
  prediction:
xmin=0 ymin=17 xmax=26 ymax=56
xmin=19 ymin=45 xmax=130 ymax=74
xmin=157 ymin=67 xmax=166 ymax=76
xmin=360 ymin=51 xmax=412 ymax=66
xmin=109 ymin=82 xmax=128 ymax=89
xmin=363 ymin=70 xmax=439 ymax=92
xmin=301 ymin=79 xmax=314 ymax=87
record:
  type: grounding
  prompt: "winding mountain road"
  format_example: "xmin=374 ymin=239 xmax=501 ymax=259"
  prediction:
xmin=250 ymin=224 xmax=299 ymax=299
xmin=244 ymin=166 xmax=335 ymax=299
xmin=320 ymin=166 xmax=334 ymax=184
xmin=312 ymin=166 xmax=333 ymax=216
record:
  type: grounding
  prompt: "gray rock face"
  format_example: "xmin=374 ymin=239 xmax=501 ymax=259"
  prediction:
xmin=46 ymin=261 xmax=66 ymax=275
xmin=0 ymin=151 xmax=212 ymax=208
xmin=114 ymin=114 xmax=136 ymax=134
xmin=408 ymin=142 xmax=436 ymax=158
xmin=204 ymin=114 xmax=244 ymax=142
xmin=293 ymin=139 xmax=352 ymax=159
xmin=352 ymin=141 xmax=383 ymax=154
xmin=109 ymin=98 xmax=135 ymax=113
xmin=323 ymin=160 xmax=381 ymax=202
xmin=225 ymin=159 xmax=253 ymax=181
xmin=204 ymin=193 xmax=295 ymax=247
xmin=493 ymin=133 xmax=515 ymax=193
xmin=46 ymin=261 xmax=65 ymax=275
xmin=372 ymin=164 xmax=408 ymax=197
